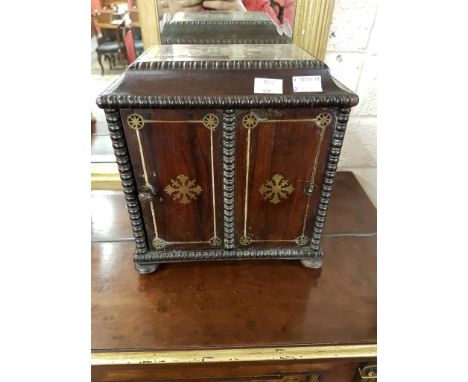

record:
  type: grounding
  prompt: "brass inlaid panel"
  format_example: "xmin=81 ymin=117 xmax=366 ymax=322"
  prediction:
xmin=125 ymin=112 xmax=220 ymax=249
xmin=239 ymin=110 xmax=332 ymax=247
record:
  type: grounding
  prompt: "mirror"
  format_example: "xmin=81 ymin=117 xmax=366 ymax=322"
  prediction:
xmin=156 ymin=2 xmax=297 ymax=42
xmin=91 ymin=0 xmax=335 ymax=190
xmin=91 ymin=0 xmax=142 ymax=168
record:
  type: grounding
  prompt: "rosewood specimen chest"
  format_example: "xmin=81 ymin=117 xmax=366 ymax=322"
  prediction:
xmin=97 ymin=44 xmax=358 ymax=274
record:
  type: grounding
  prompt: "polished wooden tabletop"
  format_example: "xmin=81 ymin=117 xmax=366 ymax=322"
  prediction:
xmin=92 ymin=172 xmax=376 ymax=351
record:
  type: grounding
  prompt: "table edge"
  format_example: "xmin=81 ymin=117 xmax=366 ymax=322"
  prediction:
xmin=91 ymin=344 xmax=377 ymax=366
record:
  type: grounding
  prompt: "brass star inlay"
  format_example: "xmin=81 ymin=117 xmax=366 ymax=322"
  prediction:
xmin=127 ymin=113 xmax=144 ymax=130
xmin=202 ymin=113 xmax=219 ymax=130
xmin=242 ymin=112 xmax=259 ymax=129
xmin=259 ymin=174 xmax=294 ymax=204
xmin=314 ymin=113 xmax=332 ymax=128
xmin=164 ymin=175 xmax=203 ymax=205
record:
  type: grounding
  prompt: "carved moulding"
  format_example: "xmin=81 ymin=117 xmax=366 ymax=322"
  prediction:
xmin=96 ymin=94 xmax=357 ymax=110
xmin=134 ymin=247 xmax=324 ymax=263
xmin=129 ymin=60 xmax=327 ymax=71
xmin=222 ymin=110 xmax=236 ymax=250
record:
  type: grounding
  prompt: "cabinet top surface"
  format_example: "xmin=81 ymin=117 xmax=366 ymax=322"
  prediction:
xmin=96 ymin=44 xmax=358 ymax=109
xmin=135 ymin=44 xmax=316 ymax=63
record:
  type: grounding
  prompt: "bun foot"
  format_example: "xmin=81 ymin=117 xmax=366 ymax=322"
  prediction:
xmin=135 ymin=263 xmax=159 ymax=274
xmin=301 ymin=258 xmax=323 ymax=269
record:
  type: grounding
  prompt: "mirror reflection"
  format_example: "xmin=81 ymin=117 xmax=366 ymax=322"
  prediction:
xmin=157 ymin=1 xmax=297 ymax=41
xmin=91 ymin=0 xmax=297 ymax=174
xmin=91 ymin=0 xmax=142 ymax=76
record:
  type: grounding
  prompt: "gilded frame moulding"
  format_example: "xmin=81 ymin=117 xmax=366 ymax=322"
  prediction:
xmin=92 ymin=343 xmax=377 ymax=366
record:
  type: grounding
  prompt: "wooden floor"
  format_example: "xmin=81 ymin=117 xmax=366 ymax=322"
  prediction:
xmin=92 ymin=172 xmax=376 ymax=351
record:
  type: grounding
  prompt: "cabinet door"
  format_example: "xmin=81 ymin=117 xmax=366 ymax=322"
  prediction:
xmin=234 ymin=108 xmax=334 ymax=248
xmin=121 ymin=109 xmax=223 ymax=251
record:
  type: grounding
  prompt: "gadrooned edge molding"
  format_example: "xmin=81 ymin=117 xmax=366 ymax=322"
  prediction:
xmin=96 ymin=95 xmax=355 ymax=110
xmin=134 ymin=247 xmax=325 ymax=263
xmin=128 ymin=60 xmax=327 ymax=71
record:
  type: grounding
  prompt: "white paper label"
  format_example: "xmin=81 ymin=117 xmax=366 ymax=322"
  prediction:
xmin=292 ymin=76 xmax=322 ymax=92
xmin=254 ymin=78 xmax=283 ymax=94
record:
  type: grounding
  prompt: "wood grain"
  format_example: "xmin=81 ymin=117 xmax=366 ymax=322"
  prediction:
xmin=91 ymin=170 xmax=377 ymax=381
xmin=91 ymin=172 xmax=377 ymax=242
xmin=121 ymin=109 xmax=224 ymax=250
xmin=92 ymin=235 xmax=376 ymax=351
xmin=234 ymin=108 xmax=333 ymax=247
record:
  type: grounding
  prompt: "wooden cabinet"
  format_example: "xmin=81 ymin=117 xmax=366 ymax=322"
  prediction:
xmin=97 ymin=44 xmax=358 ymax=274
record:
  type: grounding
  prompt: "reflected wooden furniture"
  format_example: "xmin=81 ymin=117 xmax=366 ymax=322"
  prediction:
xmin=94 ymin=10 xmax=126 ymax=74
xmin=101 ymin=0 xmax=128 ymax=8
xmin=160 ymin=12 xmax=292 ymax=44
xmin=96 ymin=44 xmax=358 ymax=274
xmin=91 ymin=172 xmax=377 ymax=381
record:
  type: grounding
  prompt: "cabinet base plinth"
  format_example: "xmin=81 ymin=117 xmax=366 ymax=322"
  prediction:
xmin=135 ymin=263 xmax=160 ymax=275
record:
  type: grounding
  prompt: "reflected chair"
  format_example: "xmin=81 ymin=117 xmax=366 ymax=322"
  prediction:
xmin=93 ymin=10 xmax=125 ymax=75
xmin=129 ymin=7 xmax=144 ymax=56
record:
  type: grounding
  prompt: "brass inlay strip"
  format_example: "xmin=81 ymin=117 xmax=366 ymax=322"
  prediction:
xmin=264 ymin=119 xmax=317 ymax=123
xmin=135 ymin=129 xmax=159 ymax=238
xmin=92 ymin=344 xmax=377 ymax=366
xmin=166 ymin=241 xmax=207 ymax=245
xmin=301 ymin=125 xmax=327 ymax=235
xmin=210 ymin=129 xmax=218 ymax=240
xmin=145 ymin=119 xmax=203 ymax=124
xmin=243 ymin=128 xmax=252 ymax=237
xmin=251 ymin=239 xmax=296 ymax=243
xmin=149 ymin=200 xmax=159 ymax=238
xmin=135 ymin=129 xmax=150 ymax=186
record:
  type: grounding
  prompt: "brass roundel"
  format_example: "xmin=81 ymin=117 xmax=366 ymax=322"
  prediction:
xmin=296 ymin=235 xmax=308 ymax=245
xmin=209 ymin=236 xmax=221 ymax=246
xmin=242 ymin=113 xmax=259 ymax=129
xmin=315 ymin=113 xmax=332 ymax=128
xmin=152 ymin=237 xmax=166 ymax=250
xmin=127 ymin=113 xmax=145 ymax=130
xmin=202 ymin=113 xmax=219 ymax=130
xmin=240 ymin=236 xmax=252 ymax=246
